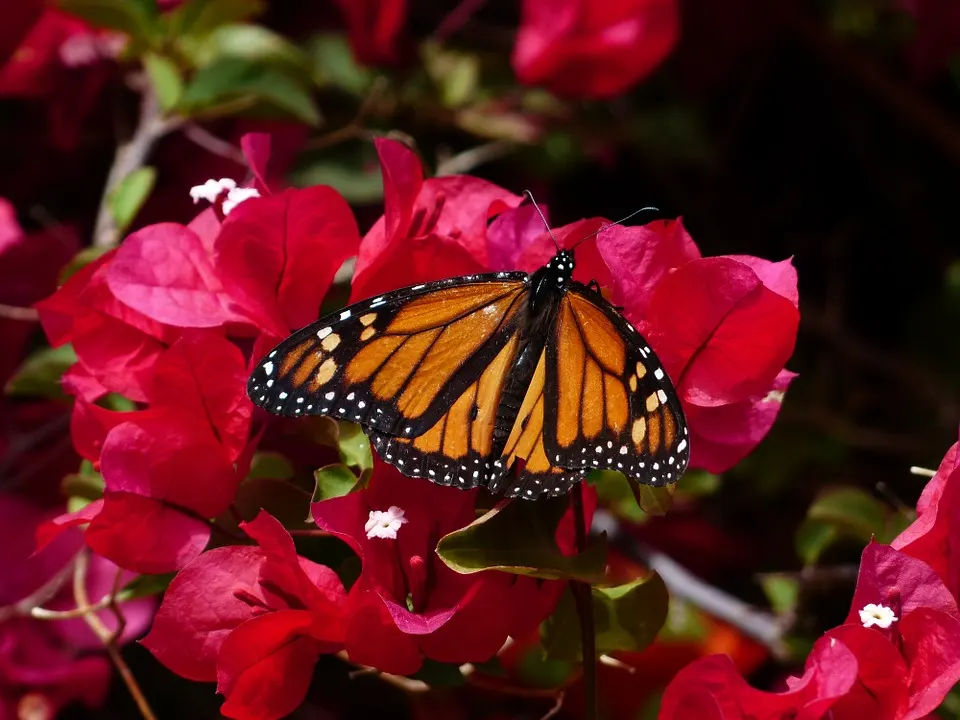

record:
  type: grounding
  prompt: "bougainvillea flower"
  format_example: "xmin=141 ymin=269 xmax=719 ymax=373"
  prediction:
xmin=0 ymin=197 xmax=77 ymax=385
xmin=350 ymin=138 xmax=523 ymax=299
xmin=658 ymin=634 xmax=858 ymax=719
xmin=893 ymin=433 xmax=960 ymax=597
xmin=107 ymin=185 xmax=360 ymax=340
xmin=36 ymin=250 xmax=178 ymax=402
xmin=313 ymin=460 xmax=556 ymax=675
xmin=0 ymin=9 xmax=119 ymax=149
xmin=0 ymin=493 xmax=155 ymax=718
xmin=41 ymin=333 xmax=251 ymax=573
xmin=512 ymin=0 xmax=679 ymax=99
xmin=842 ymin=541 xmax=960 ymax=718
xmin=333 ymin=0 xmax=406 ymax=66
xmin=143 ymin=511 xmax=346 ymax=720
xmin=660 ymin=542 xmax=960 ymax=719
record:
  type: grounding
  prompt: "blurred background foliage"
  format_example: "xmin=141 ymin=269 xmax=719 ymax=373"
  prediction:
xmin=2 ymin=0 xmax=960 ymax=717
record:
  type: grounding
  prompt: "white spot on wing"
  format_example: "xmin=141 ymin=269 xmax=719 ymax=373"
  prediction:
xmin=263 ymin=361 xmax=274 ymax=376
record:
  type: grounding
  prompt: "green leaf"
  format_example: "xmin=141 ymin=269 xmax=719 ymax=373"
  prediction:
xmin=541 ymin=574 xmax=669 ymax=661
xmin=58 ymin=0 xmax=159 ymax=46
xmin=592 ymin=470 xmax=648 ymax=523
xmin=108 ymin=167 xmax=157 ymax=235
xmin=422 ymin=42 xmax=480 ymax=108
xmin=307 ymin=34 xmax=373 ymax=96
xmin=165 ymin=0 xmax=264 ymax=38
xmin=677 ymin=469 xmax=721 ymax=497
xmin=229 ymin=475 xmax=312 ymax=531
xmin=180 ymin=57 xmax=320 ymax=125
xmin=60 ymin=246 xmax=113 ymax=283
xmin=63 ymin=460 xmax=105 ymax=513
xmin=337 ymin=421 xmax=373 ymax=470
xmin=116 ymin=572 xmax=176 ymax=603
xmin=795 ymin=518 xmax=839 ymax=566
xmin=630 ymin=481 xmax=676 ymax=517
xmin=247 ymin=452 xmax=294 ymax=481
xmin=183 ymin=24 xmax=309 ymax=75
xmin=98 ymin=393 xmax=136 ymax=412
xmin=290 ymin=143 xmax=384 ymax=204
xmin=143 ymin=53 xmax=183 ymax=112
xmin=408 ymin=659 xmax=466 ymax=687
xmin=807 ymin=487 xmax=888 ymax=541
xmin=759 ymin=573 xmax=800 ymax=615
xmin=6 ymin=345 xmax=77 ymax=399
xmin=311 ymin=464 xmax=361 ymax=503
xmin=437 ymin=496 xmax=607 ymax=582
xmin=514 ymin=643 xmax=575 ymax=689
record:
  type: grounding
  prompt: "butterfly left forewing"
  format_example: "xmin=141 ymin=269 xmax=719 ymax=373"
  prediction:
xmin=543 ymin=286 xmax=690 ymax=486
xmin=248 ymin=274 xmax=528 ymax=438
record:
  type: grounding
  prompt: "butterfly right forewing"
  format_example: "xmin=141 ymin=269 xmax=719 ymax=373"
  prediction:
xmin=543 ymin=285 xmax=690 ymax=486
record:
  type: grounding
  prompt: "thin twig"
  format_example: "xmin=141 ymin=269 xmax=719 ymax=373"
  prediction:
xmin=73 ymin=550 xmax=157 ymax=720
xmin=597 ymin=510 xmax=790 ymax=658
xmin=31 ymin=596 xmax=112 ymax=620
xmin=306 ymin=77 xmax=388 ymax=152
xmin=0 ymin=303 xmax=39 ymax=321
xmin=288 ymin=529 xmax=333 ymax=538
xmin=435 ymin=140 xmax=516 ymax=176
xmin=182 ymin=124 xmax=247 ymax=165
xmin=0 ymin=555 xmax=77 ymax=623
xmin=93 ymin=79 xmax=181 ymax=248
xmin=540 ymin=691 xmax=565 ymax=720
xmin=570 ymin=483 xmax=598 ymax=720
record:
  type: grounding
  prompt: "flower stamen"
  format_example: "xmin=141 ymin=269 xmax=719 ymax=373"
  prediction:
xmin=365 ymin=506 xmax=408 ymax=539
xmin=859 ymin=603 xmax=898 ymax=629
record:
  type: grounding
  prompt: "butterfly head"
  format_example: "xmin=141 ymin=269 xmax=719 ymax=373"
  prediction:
xmin=544 ymin=249 xmax=575 ymax=289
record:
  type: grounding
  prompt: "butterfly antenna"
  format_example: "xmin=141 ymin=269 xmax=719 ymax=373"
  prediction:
xmin=523 ymin=190 xmax=560 ymax=251
xmin=571 ymin=206 xmax=659 ymax=249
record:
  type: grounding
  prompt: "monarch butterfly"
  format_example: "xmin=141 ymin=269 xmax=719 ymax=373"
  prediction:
xmin=247 ymin=199 xmax=690 ymax=500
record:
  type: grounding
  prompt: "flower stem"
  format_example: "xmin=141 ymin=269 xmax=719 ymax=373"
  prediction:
xmin=570 ymin=483 xmax=598 ymax=720
xmin=73 ymin=550 xmax=157 ymax=720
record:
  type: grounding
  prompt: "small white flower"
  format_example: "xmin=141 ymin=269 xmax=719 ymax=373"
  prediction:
xmin=222 ymin=187 xmax=261 ymax=215
xmin=859 ymin=603 xmax=898 ymax=629
xmin=59 ymin=34 xmax=100 ymax=67
xmin=189 ymin=178 xmax=236 ymax=204
xmin=365 ymin=506 xmax=408 ymax=540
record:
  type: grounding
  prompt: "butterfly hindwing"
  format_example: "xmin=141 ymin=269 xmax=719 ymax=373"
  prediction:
xmin=248 ymin=273 xmax=528 ymax=438
xmin=543 ymin=285 xmax=690 ymax=486
xmin=368 ymin=326 xmax=524 ymax=490
xmin=492 ymin=348 xmax=589 ymax=499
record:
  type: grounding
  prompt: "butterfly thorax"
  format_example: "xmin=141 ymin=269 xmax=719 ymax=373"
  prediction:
xmin=529 ymin=249 xmax=575 ymax=315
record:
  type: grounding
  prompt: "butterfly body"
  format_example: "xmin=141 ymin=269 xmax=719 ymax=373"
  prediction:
xmin=248 ymin=247 xmax=690 ymax=499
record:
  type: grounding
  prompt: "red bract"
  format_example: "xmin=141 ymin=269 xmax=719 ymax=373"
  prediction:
xmin=512 ymin=0 xmax=679 ymax=99
xmin=0 ymin=494 xmax=154 ymax=718
xmin=333 ymin=0 xmax=406 ymax=66
xmin=0 ymin=198 xmax=77 ymax=385
xmin=484 ymin=209 xmax=799 ymax=473
xmin=143 ymin=511 xmax=346 ymax=720
xmin=0 ymin=9 xmax=117 ymax=149
xmin=41 ymin=333 xmax=250 ymax=573
xmin=36 ymin=251 xmax=178 ymax=402
xmin=659 ymin=542 xmax=960 ymax=719
xmin=350 ymin=138 xmax=523 ymax=299
xmin=312 ymin=461 xmax=548 ymax=675
xmin=108 ymin=185 xmax=360 ymax=340
xmin=893 ymin=434 xmax=960 ymax=597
